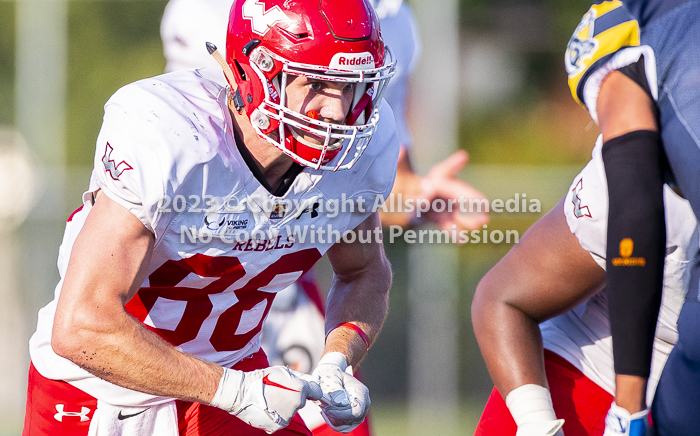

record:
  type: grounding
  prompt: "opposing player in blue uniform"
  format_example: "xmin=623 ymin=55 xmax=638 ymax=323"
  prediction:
xmin=566 ymin=1 xmax=700 ymax=435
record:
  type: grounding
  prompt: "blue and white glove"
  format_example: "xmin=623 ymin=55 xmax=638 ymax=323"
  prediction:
xmin=603 ymin=402 xmax=649 ymax=436
xmin=312 ymin=352 xmax=370 ymax=433
xmin=210 ymin=366 xmax=323 ymax=434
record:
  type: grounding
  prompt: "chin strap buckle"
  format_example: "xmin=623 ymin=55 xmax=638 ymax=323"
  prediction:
xmin=232 ymin=89 xmax=245 ymax=112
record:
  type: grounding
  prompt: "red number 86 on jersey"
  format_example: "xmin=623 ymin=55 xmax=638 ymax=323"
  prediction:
xmin=125 ymin=249 xmax=321 ymax=352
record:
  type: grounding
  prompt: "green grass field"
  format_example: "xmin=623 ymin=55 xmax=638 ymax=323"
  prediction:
xmin=371 ymin=400 xmax=484 ymax=436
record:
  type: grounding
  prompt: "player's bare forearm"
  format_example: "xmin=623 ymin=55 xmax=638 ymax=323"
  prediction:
xmin=57 ymin=306 xmax=223 ymax=403
xmin=52 ymin=192 xmax=222 ymax=404
xmin=472 ymin=200 xmax=605 ymax=397
xmin=472 ymin=273 xmax=549 ymax=396
xmin=325 ymin=212 xmax=392 ymax=368
xmin=615 ymin=374 xmax=648 ymax=413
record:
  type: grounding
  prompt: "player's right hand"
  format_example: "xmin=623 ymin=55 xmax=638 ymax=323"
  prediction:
xmin=421 ymin=150 xmax=489 ymax=232
xmin=516 ymin=419 xmax=565 ymax=436
xmin=209 ymin=366 xmax=323 ymax=434
xmin=603 ymin=402 xmax=648 ymax=436
xmin=312 ymin=352 xmax=370 ymax=433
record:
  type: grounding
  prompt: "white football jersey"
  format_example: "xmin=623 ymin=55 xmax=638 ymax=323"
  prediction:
xmin=29 ymin=67 xmax=399 ymax=406
xmin=541 ymin=136 xmax=698 ymax=405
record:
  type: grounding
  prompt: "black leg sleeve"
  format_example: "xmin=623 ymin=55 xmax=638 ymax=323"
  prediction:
xmin=602 ymin=130 xmax=666 ymax=378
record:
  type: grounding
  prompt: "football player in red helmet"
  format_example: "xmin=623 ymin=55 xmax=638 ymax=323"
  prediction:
xmin=225 ymin=0 xmax=395 ymax=170
xmin=23 ymin=0 xmax=398 ymax=435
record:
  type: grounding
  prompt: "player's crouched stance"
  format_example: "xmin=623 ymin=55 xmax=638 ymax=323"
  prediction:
xmin=22 ymin=0 xmax=396 ymax=435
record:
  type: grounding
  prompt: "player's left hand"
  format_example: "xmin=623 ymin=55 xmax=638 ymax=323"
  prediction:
xmin=421 ymin=150 xmax=489 ymax=233
xmin=312 ymin=352 xmax=370 ymax=433
xmin=603 ymin=402 xmax=649 ymax=436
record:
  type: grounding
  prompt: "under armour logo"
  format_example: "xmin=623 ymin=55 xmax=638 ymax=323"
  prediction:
xmin=54 ymin=404 xmax=91 ymax=422
xmin=571 ymin=178 xmax=591 ymax=218
xmin=297 ymin=202 xmax=320 ymax=219
xmin=242 ymin=0 xmax=289 ymax=35
xmin=102 ymin=142 xmax=133 ymax=180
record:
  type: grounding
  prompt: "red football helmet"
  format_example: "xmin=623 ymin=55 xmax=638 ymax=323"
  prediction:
xmin=226 ymin=0 xmax=395 ymax=171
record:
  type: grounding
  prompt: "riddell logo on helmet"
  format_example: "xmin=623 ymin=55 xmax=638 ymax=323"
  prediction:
xmin=338 ymin=55 xmax=373 ymax=66
xmin=330 ymin=52 xmax=375 ymax=70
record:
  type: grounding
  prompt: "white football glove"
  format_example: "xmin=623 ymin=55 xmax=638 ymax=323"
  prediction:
xmin=210 ymin=366 xmax=323 ymax=434
xmin=312 ymin=352 xmax=370 ymax=433
xmin=603 ymin=402 xmax=649 ymax=436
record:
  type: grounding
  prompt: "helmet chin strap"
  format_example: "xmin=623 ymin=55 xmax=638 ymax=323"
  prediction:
xmin=206 ymin=42 xmax=249 ymax=119
xmin=206 ymin=42 xmax=237 ymax=91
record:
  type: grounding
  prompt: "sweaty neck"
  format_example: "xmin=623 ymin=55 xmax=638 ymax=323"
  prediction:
xmin=229 ymin=107 xmax=303 ymax=196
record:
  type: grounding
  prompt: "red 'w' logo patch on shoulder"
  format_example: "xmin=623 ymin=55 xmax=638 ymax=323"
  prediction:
xmin=571 ymin=178 xmax=592 ymax=218
xmin=102 ymin=142 xmax=133 ymax=180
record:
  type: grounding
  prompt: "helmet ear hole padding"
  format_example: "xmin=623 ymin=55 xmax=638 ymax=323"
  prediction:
xmin=233 ymin=59 xmax=247 ymax=81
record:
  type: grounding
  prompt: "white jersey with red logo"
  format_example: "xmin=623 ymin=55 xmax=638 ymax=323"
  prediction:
xmin=542 ymin=135 xmax=698 ymax=404
xmin=28 ymin=67 xmax=399 ymax=407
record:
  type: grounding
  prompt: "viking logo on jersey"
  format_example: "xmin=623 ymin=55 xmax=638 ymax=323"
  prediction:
xmin=571 ymin=179 xmax=592 ymax=218
xmin=102 ymin=143 xmax=133 ymax=180
xmin=565 ymin=10 xmax=598 ymax=76
xmin=242 ymin=0 xmax=289 ymax=36
xmin=612 ymin=238 xmax=646 ymax=266
xmin=204 ymin=213 xmax=249 ymax=230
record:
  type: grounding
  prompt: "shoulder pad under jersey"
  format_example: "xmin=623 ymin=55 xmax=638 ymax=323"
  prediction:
xmin=565 ymin=1 xmax=639 ymax=106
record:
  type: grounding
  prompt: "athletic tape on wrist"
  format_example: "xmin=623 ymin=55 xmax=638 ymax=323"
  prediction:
xmin=318 ymin=351 xmax=349 ymax=372
xmin=210 ymin=368 xmax=243 ymax=413
xmin=327 ymin=322 xmax=370 ymax=350
xmin=505 ymin=384 xmax=558 ymax=426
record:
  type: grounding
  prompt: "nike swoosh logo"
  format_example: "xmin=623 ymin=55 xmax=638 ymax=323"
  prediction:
xmin=117 ymin=409 xmax=148 ymax=420
xmin=262 ymin=374 xmax=300 ymax=392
